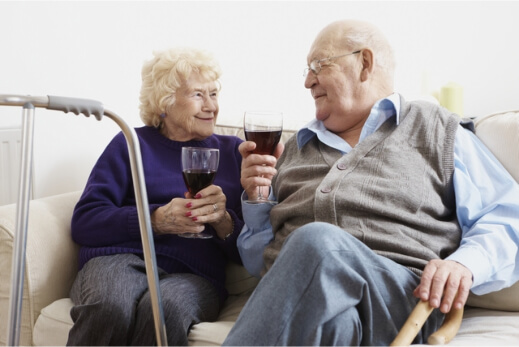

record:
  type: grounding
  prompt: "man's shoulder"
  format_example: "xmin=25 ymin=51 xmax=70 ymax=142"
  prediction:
xmin=402 ymin=99 xmax=460 ymax=124
xmin=403 ymin=98 xmax=443 ymax=113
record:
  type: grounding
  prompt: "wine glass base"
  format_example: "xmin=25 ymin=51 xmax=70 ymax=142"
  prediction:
xmin=244 ymin=199 xmax=278 ymax=205
xmin=178 ymin=232 xmax=213 ymax=239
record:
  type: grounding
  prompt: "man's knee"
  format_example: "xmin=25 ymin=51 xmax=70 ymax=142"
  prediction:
xmin=285 ymin=222 xmax=355 ymax=252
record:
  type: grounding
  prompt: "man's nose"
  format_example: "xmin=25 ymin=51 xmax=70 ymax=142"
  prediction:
xmin=304 ymin=71 xmax=317 ymax=89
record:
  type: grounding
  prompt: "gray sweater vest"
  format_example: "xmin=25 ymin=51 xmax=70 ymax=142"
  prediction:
xmin=267 ymin=98 xmax=462 ymax=276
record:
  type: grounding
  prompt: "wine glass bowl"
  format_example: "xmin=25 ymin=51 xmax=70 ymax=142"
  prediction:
xmin=180 ymin=147 xmax=219 ymax=239
xmin=243 ymin=111 xmax=283 ymax=203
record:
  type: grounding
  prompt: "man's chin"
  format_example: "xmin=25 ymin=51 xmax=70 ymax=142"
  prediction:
xmin=315 ymin=111 xmax=329 ymax=122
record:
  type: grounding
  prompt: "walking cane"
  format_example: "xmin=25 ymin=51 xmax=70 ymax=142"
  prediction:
xmin=390 ymin=299 xmax=464 ymax=346
xmin=1 ymin=95 xmax=168 ymax=346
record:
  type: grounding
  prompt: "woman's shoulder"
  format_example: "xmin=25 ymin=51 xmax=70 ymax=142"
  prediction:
xmin=209 ymin=133 xmax=243 ymax=151
xmin=108 ymin=126 xmax=156 ymax=143
xmin=212 ymin=132 xmax=243 ymax=144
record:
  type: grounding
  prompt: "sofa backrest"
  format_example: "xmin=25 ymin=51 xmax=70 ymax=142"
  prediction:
xmin=474 ymin=111 xmax=519 ymax=183
xmin=214 ymin=124 xmax=296 ymax=144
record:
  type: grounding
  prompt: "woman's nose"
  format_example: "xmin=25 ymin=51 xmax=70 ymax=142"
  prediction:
xmin=203 ymin=97 xmax=217 ymax=112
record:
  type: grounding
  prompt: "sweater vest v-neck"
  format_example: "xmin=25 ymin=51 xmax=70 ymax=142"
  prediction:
xmin=267 ymin=99 xmax=462 ymax=276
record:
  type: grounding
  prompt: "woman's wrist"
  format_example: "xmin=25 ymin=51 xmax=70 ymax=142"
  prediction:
xmin=212 ymin=211 xmax=234 ymax=240
xmin=150 ymin=207 xmax=163 ymax=234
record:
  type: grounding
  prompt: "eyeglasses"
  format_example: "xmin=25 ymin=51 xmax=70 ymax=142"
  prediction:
xmin=303 ymin=50 xmax=361 ymax=77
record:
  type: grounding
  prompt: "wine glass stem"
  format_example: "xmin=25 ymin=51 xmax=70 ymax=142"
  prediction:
xmin=257 ymin=186 xmax=263 ymax=200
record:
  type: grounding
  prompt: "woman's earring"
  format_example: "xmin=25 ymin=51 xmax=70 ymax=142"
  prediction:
xmin=160 ymin=113 xmax=166 ymax=119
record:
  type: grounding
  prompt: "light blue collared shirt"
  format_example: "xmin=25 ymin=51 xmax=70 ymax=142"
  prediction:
xmin=238 ymin=94 xmax=519 ymax=295
xmin=296 ymin=93 xmax=401 ymax=154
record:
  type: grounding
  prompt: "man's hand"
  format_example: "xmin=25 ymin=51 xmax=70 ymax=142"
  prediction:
xmin=414 ymin=259 xmax=473 ymax=313
xmin=238 ymin=141 xmax=284 ymax=200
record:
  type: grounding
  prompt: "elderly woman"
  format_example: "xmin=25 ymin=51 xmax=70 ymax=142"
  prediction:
xmin=66 ymin=48 xmax=244 ymax=346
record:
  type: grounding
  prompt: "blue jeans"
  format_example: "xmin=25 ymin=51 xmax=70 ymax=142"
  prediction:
xmin=67 ymin=253 xmax=220 ymax=346
xmin=224 ymin=222 xmax=444 ymax=346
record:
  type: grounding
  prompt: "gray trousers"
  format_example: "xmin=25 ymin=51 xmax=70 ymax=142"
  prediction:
xmin=67 ymin=253 xmax=220 ymax=346
xmin=224 ymin=222 xmax=444 ymax=346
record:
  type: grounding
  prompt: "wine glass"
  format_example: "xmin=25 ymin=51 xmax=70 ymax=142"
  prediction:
xmin=243 ymin=111 xmax=283 ymax=204
xmin=180 ymin=147 xmax=220 ymax=239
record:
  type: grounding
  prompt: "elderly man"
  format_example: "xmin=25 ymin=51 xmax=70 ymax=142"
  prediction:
xmin=224 ymin=19 xmax=519 ymax=345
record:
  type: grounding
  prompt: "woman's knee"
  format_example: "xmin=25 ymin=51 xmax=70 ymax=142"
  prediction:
xmin=162 ymin=274 xmax=220 ymax=320
xmin=70 ymin=254 xmax=150 ymax=323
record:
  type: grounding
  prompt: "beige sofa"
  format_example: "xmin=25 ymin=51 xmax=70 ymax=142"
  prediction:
xmin=1 ymin=115 xmax=519 ymax=346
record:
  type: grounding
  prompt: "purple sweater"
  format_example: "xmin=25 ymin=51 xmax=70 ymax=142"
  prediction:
xmin=71 ymin=126 xmax=244 ymax=303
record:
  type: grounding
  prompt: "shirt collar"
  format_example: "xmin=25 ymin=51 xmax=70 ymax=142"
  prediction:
xmin=296 ymin=93 xmax=401 ymax=153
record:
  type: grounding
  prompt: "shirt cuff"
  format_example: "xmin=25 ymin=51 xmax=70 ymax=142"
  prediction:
xmin=446 ymin=245 xmax=493 ymax=292
xmin=241 ymin=191 xmax=274 ymax=230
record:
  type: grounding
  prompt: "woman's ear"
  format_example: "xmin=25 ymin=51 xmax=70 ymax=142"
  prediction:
xmin=360 ymin=49 xmax=374 ymax=82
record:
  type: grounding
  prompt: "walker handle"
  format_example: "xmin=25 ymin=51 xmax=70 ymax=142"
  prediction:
xmin=47 ymin=95 xmax=104 ymax=120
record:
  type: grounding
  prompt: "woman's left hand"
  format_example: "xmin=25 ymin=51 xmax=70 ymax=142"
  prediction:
xmin=185 ymin=185 xmax=235 ymax=240
xmin=184 ymin=184 xmax=227 ymax=224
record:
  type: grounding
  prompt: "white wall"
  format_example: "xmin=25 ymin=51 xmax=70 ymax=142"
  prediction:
xmin=1 ymin=1 xmax=518 ymax=200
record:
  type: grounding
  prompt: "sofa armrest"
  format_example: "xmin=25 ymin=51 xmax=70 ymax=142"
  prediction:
xmin=0 ymin=191 xmax=81 ymax=346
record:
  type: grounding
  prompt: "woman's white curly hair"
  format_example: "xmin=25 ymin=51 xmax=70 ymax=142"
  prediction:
xmin=139 ymin=47 xmax=222 ymax=127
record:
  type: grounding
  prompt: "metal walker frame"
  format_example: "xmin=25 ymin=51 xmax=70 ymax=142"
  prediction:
xmin=1 ymin=94 xmax=168 ymax=346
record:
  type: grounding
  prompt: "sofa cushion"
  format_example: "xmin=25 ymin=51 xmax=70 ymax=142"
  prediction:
xmin=32 ymin=288 xmax=255 ymax=346
xmin=33 ymin=298 xmax=73 ymax=346
xmin=188 ymin=292 xmax=252 ymax=346
xmin=0 ymin=191 xmax=81 ymax=346
xmin=31 ymin=261 xmax=257 ymax=346
xmin=0 ymin=215 xmax=33 ymax=346
xmin=448 ymin=307 xmax=519 ymax=344
xmin=467 ymin=282 xmax=519 ymax=312
xmin=225 ymin=262 xmax=259 ymax=295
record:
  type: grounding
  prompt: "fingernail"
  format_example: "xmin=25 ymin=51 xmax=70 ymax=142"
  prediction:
xmin=186 ymin=202 xmax=192 ymax=208
xmin=442 ymin=303 xmax=449 ymax=313
xmin=185 ymin=211 xmax=192 ymax=217
xmin=195 ymin=193 xmax=202 ymax=199
xmin=192 ymin=217 xmax=198 ymax=221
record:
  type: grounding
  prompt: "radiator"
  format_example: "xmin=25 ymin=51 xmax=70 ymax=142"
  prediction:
xmin=0 ymin=127 xmax=22 ymax=205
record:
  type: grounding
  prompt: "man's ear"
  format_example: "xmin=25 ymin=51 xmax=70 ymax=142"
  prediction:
xmin=360 ymin=49 xmax=374 ymax=82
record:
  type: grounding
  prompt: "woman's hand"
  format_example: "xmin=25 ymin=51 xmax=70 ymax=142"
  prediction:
xmin=151 ymin=184 xmax=231 ymax=239
xmin=238 ymin=141 xmax=284 ymax=200
xmin=151 ymin=197 xmax=205 ymax=236
xmin=185 ymin=184 xmax=227 ymax=225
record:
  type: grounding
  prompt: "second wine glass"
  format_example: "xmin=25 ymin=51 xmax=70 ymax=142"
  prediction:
xmin=243 ymin=111 xmax=283 ymax=204
xmin=180 ymin=147 xmax=219 ymax=239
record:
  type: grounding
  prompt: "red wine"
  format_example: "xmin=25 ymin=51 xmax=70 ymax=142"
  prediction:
xmin=182 ymin=170 xmax=216 ymax=195
xmin=244 ymin=130 xmax=282 ymax=155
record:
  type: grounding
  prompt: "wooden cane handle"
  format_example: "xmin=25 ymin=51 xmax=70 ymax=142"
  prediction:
xmin=427 ymin=306 xmax=464 ymax=345
xmin=391 ymin=301 xmax=464 ymax=346
xmin=390 ymin=300 xmax=434 ymax=346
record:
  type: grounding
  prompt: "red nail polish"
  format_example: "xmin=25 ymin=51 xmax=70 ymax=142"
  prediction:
xmin=186 ymin=202 xmax=192 ymax=208
xmin=185 ymin=211 xmax=192 ymax=217
xmin=195 ymin=193 xmax=202 ymax=199
xmin=192 ymin=217 xmax=198 ymax=221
